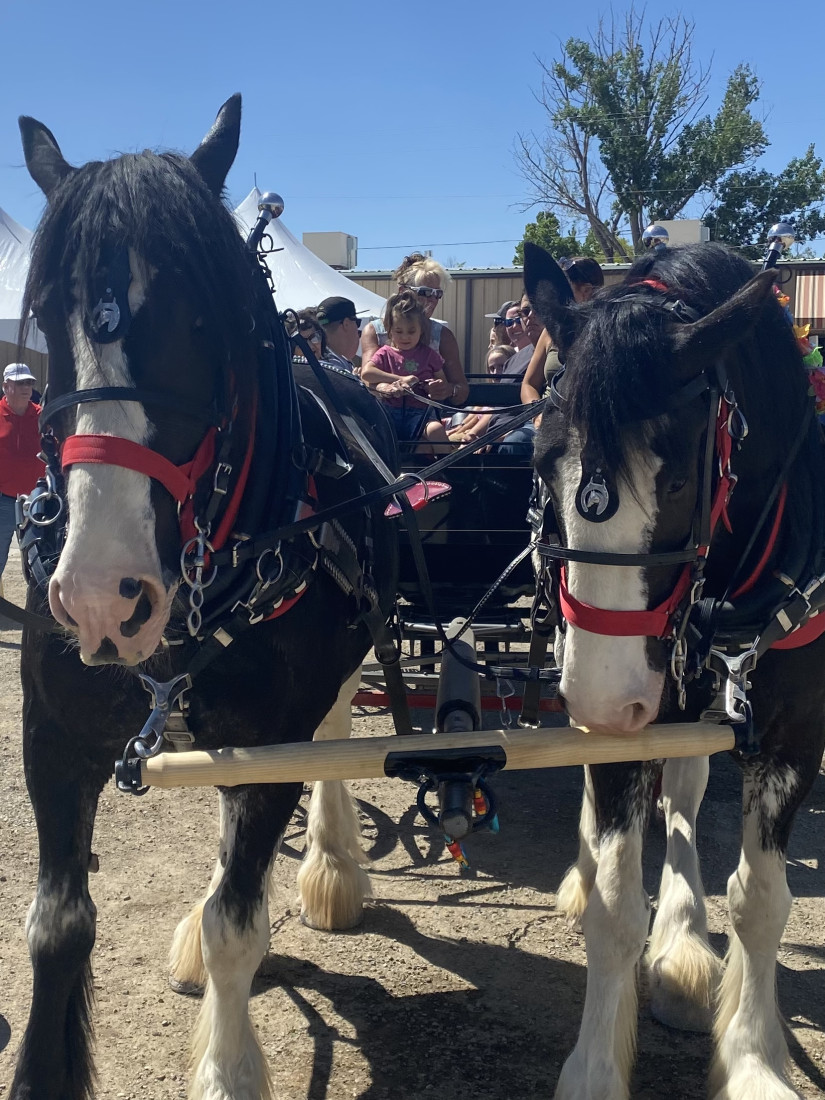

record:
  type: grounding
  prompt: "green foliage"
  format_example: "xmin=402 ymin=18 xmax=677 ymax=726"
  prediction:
xmin=705 ymin=146 xmax=825 ymax=259
xmin=581 ymin=228 xmax=634 ymax=263
xmin=514 ymin=9 xmax=819 ymax=258
xmin=513 ymin=211 xmax=585 ymax=265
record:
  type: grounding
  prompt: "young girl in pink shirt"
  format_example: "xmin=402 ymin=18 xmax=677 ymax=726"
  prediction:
xmin=361 ymin=292 xmax=451 ymax=452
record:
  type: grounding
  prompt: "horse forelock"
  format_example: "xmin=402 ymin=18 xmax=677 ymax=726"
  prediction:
xmin=23 ymin=150 xmax=255 ymax=383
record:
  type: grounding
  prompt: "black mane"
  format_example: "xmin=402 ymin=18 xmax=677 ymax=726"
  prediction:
xmin=562 ymin=243 xmax=807 ymax=478
xmin=22 ymin=150 xmax=255 ymax=366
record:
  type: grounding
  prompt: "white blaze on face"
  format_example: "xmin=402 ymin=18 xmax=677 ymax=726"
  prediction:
xmin=557 ymin=428 xmax=665 ymax=733
xmin=48 ymin=252 xmax=176 ymax=663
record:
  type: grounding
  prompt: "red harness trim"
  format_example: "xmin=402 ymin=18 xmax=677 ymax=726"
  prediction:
xmin=61 ymin=433 xmax=211 ymax=504
xmin=770 ymin=611 xmax=825 ymax=649
xmin=558 ymin=400 xmax=735 ymax=639
xmin=558 ymin=564 xmax=692 ymax=638
xmin=731 ymin=483 xmax=787 ymax=600
xmin=634 ymin=277 xmax=671 ymax=293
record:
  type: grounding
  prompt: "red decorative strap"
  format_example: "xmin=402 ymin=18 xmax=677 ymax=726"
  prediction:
xmin=771 ymin=611 xmax=825 ymax=650
xmin=384 ymin=480 xmax=452 ymax=518
xmin=633 ymin=278 xmax=670 ymax=293
xmin=731 ymin=484 xmax=787 ymax=599
xmin=62 ymin=434 xmax=199 ymax=504
xmin=558 ymin=564 xmax=692 ymax=638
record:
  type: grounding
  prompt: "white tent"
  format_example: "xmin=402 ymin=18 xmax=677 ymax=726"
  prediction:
xmin=0 ymin=190 xmax=385 ymax=357
xmin=233 ymin=189 xmax=385 ymax=318
xmin=0 ymin=205 xmax=46 ymax=352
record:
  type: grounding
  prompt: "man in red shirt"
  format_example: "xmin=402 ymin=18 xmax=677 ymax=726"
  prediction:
xmin=0 ymin=363 xmax=44 ymax=591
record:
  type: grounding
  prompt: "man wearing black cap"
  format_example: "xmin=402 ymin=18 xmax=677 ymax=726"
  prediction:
xmin=485 ymin=300 xmax=517 ymax=349
xmin=316 ymin=296 xmax=362 ymax=372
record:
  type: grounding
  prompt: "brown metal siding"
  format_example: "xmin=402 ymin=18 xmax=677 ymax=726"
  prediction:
xmin=791 ymin=271 xmax=825 ymax=330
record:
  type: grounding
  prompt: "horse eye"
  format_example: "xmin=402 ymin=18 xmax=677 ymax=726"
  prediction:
xmin=668 ymin=478 xmax=687 ymax=495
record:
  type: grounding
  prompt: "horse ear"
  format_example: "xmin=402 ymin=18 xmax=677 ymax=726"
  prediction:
xmin=523 ymin=241 xmax=576 ymax=356
xmin=672 ymin=269 xmax=779 ymax=376
xmin=19 ymin=116 xmax=75 ymax=200
xmin=190 ymin=94 xmax=242 ymax=195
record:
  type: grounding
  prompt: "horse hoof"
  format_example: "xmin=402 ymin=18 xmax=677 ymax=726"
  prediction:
xmin=649 ymin=986 xmax=712 ymax=1033
xmin=299 ymin=908 xmax=363 ymax=932
xmin=168 ymin=976 xmax=205 ymax=997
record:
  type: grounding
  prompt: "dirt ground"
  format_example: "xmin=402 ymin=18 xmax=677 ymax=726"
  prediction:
xmin=0 ymin=560 xmax=823 ymax=1100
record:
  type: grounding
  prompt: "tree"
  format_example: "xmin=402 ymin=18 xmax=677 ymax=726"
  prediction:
xmin=513 ymin=211 xmax=587 ymax=265
xmin=704 ymin=145 xmax=825 ymax=259
xmin=516 ymin=8 xmax=768 ymax=259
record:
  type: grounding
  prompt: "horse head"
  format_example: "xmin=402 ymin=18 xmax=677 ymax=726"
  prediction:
xmin=524 ymin=241 xmax=787 ymax=733
xmin=19 ymin=95 xmax=256 ymax=665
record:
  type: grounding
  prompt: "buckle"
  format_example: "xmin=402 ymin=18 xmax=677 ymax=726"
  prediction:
xmin=213 ymin=461 xmax=232 ymax=496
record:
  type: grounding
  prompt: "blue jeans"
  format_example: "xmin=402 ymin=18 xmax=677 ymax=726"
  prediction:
xmin=495 ymin=424 xmax=536 ymax=457
xmin=0 ymin=494 xmax=18 ymax=577
xmin=390 ymin=405 xmax=435 ymax=441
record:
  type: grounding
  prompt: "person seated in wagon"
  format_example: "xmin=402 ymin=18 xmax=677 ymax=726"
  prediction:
xmin=360 ymin=291 xmax=452 ymax=453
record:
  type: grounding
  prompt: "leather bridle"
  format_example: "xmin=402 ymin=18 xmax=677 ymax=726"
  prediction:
xmin=537 ymin=288 xmax=743 ymax=644
xmin=40 ymin=386 xmax=225 ymax=508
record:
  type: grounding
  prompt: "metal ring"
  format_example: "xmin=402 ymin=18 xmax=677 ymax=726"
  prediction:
xmin=26 ymin=491 xmax=65 ymax=528
xmin=392 ymin=473 xmax=429 ymax=512
xmin=256 ymin=544 xmax=284 ymax=586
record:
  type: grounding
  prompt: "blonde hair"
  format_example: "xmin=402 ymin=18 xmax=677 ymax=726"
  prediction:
xmin=485 ymin=344 xmax=516 ymax=372
xmin=394 ymin=252 xmax=452 ymax=290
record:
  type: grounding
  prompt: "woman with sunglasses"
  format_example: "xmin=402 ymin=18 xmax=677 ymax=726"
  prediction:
xmin=360 ymin=252 xmax=469 ymax=406
xmin=287 ymin=310 xmax=327 ymax=363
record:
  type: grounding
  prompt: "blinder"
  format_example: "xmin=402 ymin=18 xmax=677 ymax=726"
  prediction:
xmin=575 ymin=441 xmax=618 ymax=523
xmin=84 ymin=246 xmax=132 ymax=344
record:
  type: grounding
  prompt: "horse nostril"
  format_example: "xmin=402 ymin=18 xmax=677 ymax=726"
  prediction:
xmin=91 ymin=637 xmax=120 ymax=663
xmin=120 ymin=590 xmax=154 ymax=638
xmin=49 ymin=580 xmax=78 ymax=628
xmin=119 ymin=577 xmax=142 ymax=599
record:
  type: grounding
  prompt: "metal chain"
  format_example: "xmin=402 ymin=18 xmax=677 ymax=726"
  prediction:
xmin=180 ymin=521 xmax=216 ymax=636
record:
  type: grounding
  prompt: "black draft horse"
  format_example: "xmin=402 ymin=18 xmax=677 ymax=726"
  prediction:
xmin=524 ymin=240 xmax=825 ymax=1100
xmin=13 ymin=96 xmax=400 ymax=1100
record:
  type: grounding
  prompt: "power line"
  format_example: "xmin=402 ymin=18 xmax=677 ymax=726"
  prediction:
xmin=359 ymin=239 xmax=521 ymax=251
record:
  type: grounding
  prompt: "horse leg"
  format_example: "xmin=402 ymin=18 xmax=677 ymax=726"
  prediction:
xmin=646 ymin=755 xmax=721 ymax=1032
xmin=11 ymin=733 xmax=101 ymax=1100
xmin=170 ymin=666 xmax=367 ymax=992
xmin=710 ymin=754 xmax=816 ymax=1100
xmin=190 ymin=783 xmax=302 ymax=1100
xmin=555 ymin=762 xmax=654 ymax=1100
xmin=297 ymin=667 xmax=372 ymax=930
xmin=169 ymin=794 xmax=234 ymax=995
xmin=556 ymin=765 xmax=599 ymax=924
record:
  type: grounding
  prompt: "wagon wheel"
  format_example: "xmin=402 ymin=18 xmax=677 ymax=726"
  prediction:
xmin=281 ymin=795 xmax=399 ymax=863
xmin=281 ymin=794 xmax=467 ymax=871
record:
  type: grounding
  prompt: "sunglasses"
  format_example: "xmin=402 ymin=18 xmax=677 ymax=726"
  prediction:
xmin=499 ymin=316 xmax=521 ymax=327
xmin=403 ymin=284 xmax=444 ymax=301
xmin=517 ymin=306 xmax=533 ymax=317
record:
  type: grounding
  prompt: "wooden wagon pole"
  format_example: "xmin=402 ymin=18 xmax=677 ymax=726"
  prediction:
xmin=137 ymin=723 xmax=736 ymax=790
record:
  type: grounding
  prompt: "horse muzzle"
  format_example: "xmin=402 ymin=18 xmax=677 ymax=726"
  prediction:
xmin=49 ymin=572 xmax=175 ymax=666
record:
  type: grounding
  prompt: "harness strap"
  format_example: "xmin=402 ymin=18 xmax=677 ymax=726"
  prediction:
xmin=209 ymin=397 xmax=547 ymax=569
xmin=61 ymin=433 xmax=215 ymax=505
xmin=558 ymin=564 xmax=692 ymax=639
xmin=730 ymin=484 xmax=787 ymax=599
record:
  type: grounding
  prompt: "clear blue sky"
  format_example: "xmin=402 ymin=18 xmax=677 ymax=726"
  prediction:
xmin=2 ymin=0 xmax=823 ymax=271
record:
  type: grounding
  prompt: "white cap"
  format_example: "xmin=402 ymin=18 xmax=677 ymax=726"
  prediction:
xmin=3 ymin=362 xmax=37 ymax=383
